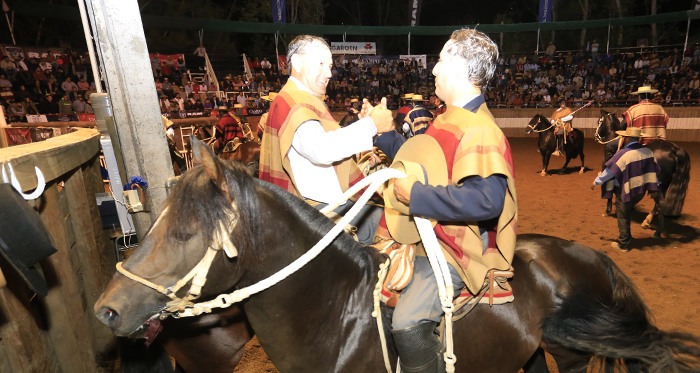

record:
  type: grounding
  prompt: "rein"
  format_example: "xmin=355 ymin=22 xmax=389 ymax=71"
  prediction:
xmin=526 ymin=118 xmax=555 ymax=133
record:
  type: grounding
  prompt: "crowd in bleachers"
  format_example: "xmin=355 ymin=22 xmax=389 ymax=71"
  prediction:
xmin=487 ymin=44 xmax=700 ymax=108
xmin=5 ymin=43 xmax=700 ymax=123
xmin=0 ymin=49 xmax=98 ymax=121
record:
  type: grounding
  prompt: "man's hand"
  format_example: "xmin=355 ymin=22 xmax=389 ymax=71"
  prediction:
xmin=394 ymin=175 xmax=418 ymax=206
xmin=370 ymin=97 xmax=394 ymax=134
xmin=358 ymin=98 xmax=373 ymax=119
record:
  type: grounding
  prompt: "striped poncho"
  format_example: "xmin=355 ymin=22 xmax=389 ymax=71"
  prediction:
xmin=601 ymin=142 xmax=660 ymax=202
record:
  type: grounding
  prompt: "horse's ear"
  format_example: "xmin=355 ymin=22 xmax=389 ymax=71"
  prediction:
xmin=191 ymin=135 xmax=223 ymax=181
xmin=600 ymin=109 xmax=606 ymax=115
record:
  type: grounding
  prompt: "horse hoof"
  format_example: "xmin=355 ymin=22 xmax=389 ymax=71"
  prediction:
xmin=540 ymin=171 xmax=547 ymax=176
xmin=641 ymin=222 xmax=652 ymax=230
xmin=579 ymin=168 xmax=585 ymax=174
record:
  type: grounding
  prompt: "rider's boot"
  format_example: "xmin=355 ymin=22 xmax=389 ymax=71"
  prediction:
xmin=553 ymin=134 xmax=564 ymax=156
xmin=392 ymin=322 xmax=445 ymax=373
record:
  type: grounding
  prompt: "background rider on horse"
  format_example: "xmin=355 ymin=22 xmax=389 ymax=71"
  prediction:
xmin=551 ymin=99 xmax=574 ymax=156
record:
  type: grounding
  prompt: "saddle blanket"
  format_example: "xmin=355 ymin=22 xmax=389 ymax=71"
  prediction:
xmin=371 ymin=240 xmax=514 ymax=310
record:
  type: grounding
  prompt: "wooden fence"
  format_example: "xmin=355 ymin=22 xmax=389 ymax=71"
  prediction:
xmin=0 ymin=128 xmax=117 ymax=373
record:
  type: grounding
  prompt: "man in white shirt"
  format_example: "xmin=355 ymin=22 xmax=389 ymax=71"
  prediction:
xmin=260 ymin=35 xmax=394 ymax=245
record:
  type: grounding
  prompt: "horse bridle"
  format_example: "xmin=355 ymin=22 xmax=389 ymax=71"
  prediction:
xmin=115 ymin=207 xmax=240 ymax=319
xmin=526 ymin=117 xmax=555 ymax=133
xmin=595 ymin=112 xmax=621 ymax=145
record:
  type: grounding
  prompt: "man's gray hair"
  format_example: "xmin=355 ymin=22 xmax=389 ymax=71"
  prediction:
xmin=287 ymin=35 xmax=330 ymax=75
xmin=444 ymin=28 xmax=499 ymax=88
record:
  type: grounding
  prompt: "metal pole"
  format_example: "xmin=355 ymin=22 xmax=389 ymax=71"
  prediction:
xmin=536 ymin=26 xmax=540 ymax=54
xmin=4 ymin=12 xmax=15 ymax=45
xmin=684 ymin=19 xmax=691 ymax=56
xmin=76 ymin=0 xmax=102 ymax=93
xmin=408 ymin=32 xmax=411 ymax=55
xmin=606 ymin=17 xmax=611 ymax=54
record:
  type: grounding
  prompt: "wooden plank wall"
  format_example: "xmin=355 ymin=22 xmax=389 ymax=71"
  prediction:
xmin=0 ymin=129 xmax=117 ymax=373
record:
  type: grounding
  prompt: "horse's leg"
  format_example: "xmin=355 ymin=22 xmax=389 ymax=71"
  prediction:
xmin=578 ymin=149 xmax=585 ymax=174
xmin=523 ymin=348 xmax=550 ymax=373
xmin=541 ymin=152 xmax=550 ymax=176
xmin=604 ymin=198 xmax=614 ymax=217
xmin=641 ymin=200 xmax=658 ymax=230
xmin=559 ymin=155 xmax=571 ymax=175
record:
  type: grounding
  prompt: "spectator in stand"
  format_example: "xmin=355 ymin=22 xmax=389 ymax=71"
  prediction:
xmin=84 ymin=99 xmax=94 ymax=114
xmin=72 ymin=95 xmax=87 ymax=113
xmin=513 ymin=94 xmax=524 ymax=107
xmin=69 ymin=86 xmax=80 ymax=101
xmin=545 ymin=42 xmax=556 ymax=57
xmin=1 ymin=56 xmax=18 ymax=80
xmin=203 ymin=98 xmax=213 ymax=110
xmin=58 ymin=95 xmax=73 ymax=114
xmin=236 ymin=91 xmax=246 ymax=107
xmin=174 ymin=93 xmax=185 ymax=111
xmin=33 ymin=67 xmax=47 ymax=93
xmin=8 ymin=99 xmax=26 ymax=120
xmin=74 ymin=57 xmax=87 ymax=81
xmin=193 ymin=99 xmax=204 ymax=111
xmin=159 ymin=94 xmax=169 ymax=113
xmin=40 ymin=94 xmax=59 ymax=114
xmin=164 ymin=56 xmax=177 ymax=78
xmin=253 ymin=58 xmax=261 ymax=73
xmin=39 ymin=58 xmax=52 ymax=73
xmin=0 ymin=75 xmax=11 ymax=90
xmin=162 ymin=78 xmax=174 ymax=98
xmin=62 ymin=77 xmax=77 ymax=95
xmin=151 ymin=54 xmax=161 ymax=77
xmin=261 ymin=57 xmax=272 ymax=76
xmin=14 ymin=84 xmax=31 ymax=102
xmin=23 ymin=97 xmax=39 ymax=115
xmin=176 ymin=56 xmax=186 ymax=76
xmin=84 ymin=85 xmax=96 ymax=101
xmin=193 ymin=44 xmax=206 ymax=57
xmin=77 ymin=78 xmax=89 ymax=97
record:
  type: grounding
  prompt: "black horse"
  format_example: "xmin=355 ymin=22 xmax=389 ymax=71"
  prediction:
xmin=596 ymin=109 xmax=690 ymax=230
xmin=94 ymin=138 xmax=700 ymax=373
xmin=527 ymin=114 xmax=585 ymax=176
xmin=339 ymin=110 xmax=360 ymax=128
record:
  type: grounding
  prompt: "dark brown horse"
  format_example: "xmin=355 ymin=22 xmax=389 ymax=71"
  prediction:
xmin=526 ymin=114 xmax=585 ymax=176
xmin=95 ymin=138 xmax=700 ymax=373
xmin=596 ymin=109 xmax=690 ymax=230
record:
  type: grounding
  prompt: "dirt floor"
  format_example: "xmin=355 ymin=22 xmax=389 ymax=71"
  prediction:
xmin=233 ymin=137 xmax=700 ymax=373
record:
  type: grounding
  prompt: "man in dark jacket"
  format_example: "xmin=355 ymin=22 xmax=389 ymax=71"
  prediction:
xmin=39 ymin=95 xmax=59 ymax=114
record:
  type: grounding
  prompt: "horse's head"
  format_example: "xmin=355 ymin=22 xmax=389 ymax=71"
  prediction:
xmin=94 ymin=137 xmax=260 ymax=337
xmin=596 ymin=109 xmax=620 ymax=143
xmin=526 ymin=115 xmax=546 ymax=134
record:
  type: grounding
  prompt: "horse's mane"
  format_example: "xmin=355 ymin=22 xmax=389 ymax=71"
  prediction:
xmin=165 ymin=161 xmax=261 ymax=261
xmin=255 ymin=179 xmax=382 ymax=274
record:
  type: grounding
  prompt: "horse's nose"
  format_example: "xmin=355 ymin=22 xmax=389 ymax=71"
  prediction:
xmin=95 ymin=306 xmax=122 ymax=330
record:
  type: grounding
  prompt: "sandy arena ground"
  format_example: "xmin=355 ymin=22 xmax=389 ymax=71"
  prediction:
xmin=233 ymin=137 xmax=700 ymax=373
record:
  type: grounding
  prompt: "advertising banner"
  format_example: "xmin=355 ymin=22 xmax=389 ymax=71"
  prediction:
xmin=330 ymin=42 xmax=377 ymax=55
xmin=272 ymin=0 xmax=286 ymax=23
xmin=538 ymin=0 xmax=553 ymax=22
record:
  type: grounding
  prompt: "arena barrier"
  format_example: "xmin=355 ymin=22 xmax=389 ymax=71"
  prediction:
xmin=0 ymin=128 xmax=118 ymax=372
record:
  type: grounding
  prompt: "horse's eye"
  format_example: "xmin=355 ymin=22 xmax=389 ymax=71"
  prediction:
xmin=173 ymin=232 xmax=194 ymax=242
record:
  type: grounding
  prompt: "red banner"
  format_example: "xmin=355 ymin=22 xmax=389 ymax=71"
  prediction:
xmin=277 ymin=55 xmax=287 ymax=71
xmin=5 ymin=128 xmax=32 ymax=146
xmin=77 ymin=114 xmax=95 ymax=121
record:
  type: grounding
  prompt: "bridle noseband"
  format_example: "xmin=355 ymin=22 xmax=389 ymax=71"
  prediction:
xmin=116 ymin=207 xmax=239 ymax=319
xmin=526 ymin=116 xmax=555 ymax=133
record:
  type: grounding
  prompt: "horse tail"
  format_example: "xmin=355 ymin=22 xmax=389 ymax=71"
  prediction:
xmin=662 ymin=145 xmax=691 ymax=216
xmin=541 ymin=251 xmax=700 ymax=373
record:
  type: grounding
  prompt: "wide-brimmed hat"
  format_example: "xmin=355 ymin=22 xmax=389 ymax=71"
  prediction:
xmin=233 ymin=104 xmax=243 ymax=109
xmin=0 ymin=184 xmax=57 ymax=296
xmin=631 ymin=86 xmax=659 ymax=95
xmin=217 ymin=106 xmax=229 ymax=111
xmin=410 ymin=95 xmax=424 ymax=101
xmin=403 ymin=93 xmax=414 ymax=99
xmin=615 ymin=127 xmax=652 ymax=137
xmin=350 ymin=98 xmax=359 ymax=103
xmin=383 ymin=135 xmax=448 ymax=244
xmin=261 ymin=92 xmax=277 ymax=101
